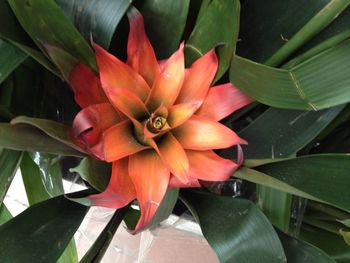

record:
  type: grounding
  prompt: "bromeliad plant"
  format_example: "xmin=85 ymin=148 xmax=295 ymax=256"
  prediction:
xmin=1 ymin=0 xmax=350 ymax=262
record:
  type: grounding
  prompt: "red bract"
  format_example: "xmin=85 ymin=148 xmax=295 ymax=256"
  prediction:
xmin=69 ymin=9 xmax=252 ymax=232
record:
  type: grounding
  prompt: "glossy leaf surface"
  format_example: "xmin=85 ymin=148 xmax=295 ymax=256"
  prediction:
xmin=181 ymin=190 xmax=286 ymax=263
xmin=0 ymin=194 xmax=88 ymax=263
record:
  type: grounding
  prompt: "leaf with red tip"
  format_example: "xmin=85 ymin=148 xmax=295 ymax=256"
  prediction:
xmin=128 ymin=150 xmax=170 ymax=232
xmin=89 ymin=158 xmax=136 ymax=208
xmin=127 ymin=8 xmax=160 ymax=87
xmin=186 ymin=150 xmax=239 ymax=181
xmin=168 ymin=103 xmax=199 ymax=128
xmin=157 ymin=133 xmax=189 ymax=184
xmin=103 ymin=120 xmax=148 ymax=162
xmin=176 ymin=49 xmax=218 ymax=105
xmin=93 ymin=43 xmax=150 ymax=101
xmin=197 ymin=83 xmax=253 ymax=121
xmin=69 ymin=63 xmax=109 ymax=108
xmin=146 ymin=44 xmax=185 ymax=112
xmin=173 ymin=115 xmax=247 ymax=150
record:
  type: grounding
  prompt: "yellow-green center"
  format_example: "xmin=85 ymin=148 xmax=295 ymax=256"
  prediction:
xmin=153 ymin=116 xmax=166 ymax=129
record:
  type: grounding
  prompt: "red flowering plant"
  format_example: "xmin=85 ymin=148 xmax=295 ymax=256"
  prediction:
xmin=2 ymin=0 xmax=350 ymax=262
xmin=69 ymin=9 xmax=251 ymax=232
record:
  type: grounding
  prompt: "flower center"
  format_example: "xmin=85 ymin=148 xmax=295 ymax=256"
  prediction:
xmin=152 ymin=116 xmax=166 ymax=129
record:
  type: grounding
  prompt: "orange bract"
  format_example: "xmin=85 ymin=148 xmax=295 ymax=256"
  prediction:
xmin=69 ymin=8 xmax=252 ymax=233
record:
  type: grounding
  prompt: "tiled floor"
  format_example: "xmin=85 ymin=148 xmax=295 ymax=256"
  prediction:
xmin=5 ymin=172 xmax=219 ymax=263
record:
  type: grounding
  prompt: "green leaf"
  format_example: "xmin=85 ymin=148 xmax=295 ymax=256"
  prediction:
xmin=238 ymin=106 xmax=343 ymax=159
xmin=21 ymin=152 xmax=78 ymax=263
xmin=0 ymin=0 xmax=59 ymax=76
xmin=237 ymin=0 xmax=350 ymax=64
xmin=80 ymin=206 xmax=129 ymax=263
xmin=237 ymin=154 xmax=350 ymax=212
xmin=185 ymin=0 xmax=240 ymax=80
xmin=140 ymin=0 xmax=190 ymax=59
xmin=0 ymin=39 xmax=27 ymax=84
xmin=180 ymin=190 xmax=286 ymax=263
xmin=0 ymin=204 xmax=12 ymax=226
xmin=0 ymin=123 xmax=85 ymax=157
xmin=265 ymin=0 xmax=350 ymax=66
xmin=8 ymin=0 xmax=97 ymax=71
xmin=230 ymin=39 xmax=350 ymax=110
xmin=11 ymin=116 xmax=83 ymax=153
xmin=340 ymin=229 xmax=350 ymax=246
xmin=300 ymin=224 xmax=350 ymax=262
xmin=279 ymin=231 xmax=336 ymax=262
xmin=57 ymin=0 xmax=132 ymax=49
xmin=0 ymin=194 xmax=88 ymax=263
xmin=0 ymin=149 xmax=22 ymax=205
xmin=70 ymin=157 xmax=111 ymax=192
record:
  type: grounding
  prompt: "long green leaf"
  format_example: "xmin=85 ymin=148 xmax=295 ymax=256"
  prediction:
xmin=140 ymin=0 xmax=190 ymax=59
xmin=279 ymin=231 xmax=335 ymax=262
xmin=0 ymin=194 xmax=88 ymax=263
xmin=8 ymin=0 xmax=97 ymax=71
xmin=180 ymin=190 xmax=286 ymax=263
xmin=237 ymin=107 xmax=343 ymax=159
xmin=80 ymin=206 xmax=129 ymax=263
xmin=236 ymin=154 xmax=350 ymax=212
xmin=21 ymin=152 xmax=78 ymax=263
xmin=265 ymin=0 xmax=350 ymax=66
xmin=230 ymin=39 xmax=350 ymax=110
xmin=57 ymin=0 xmax=131 ymax=49
xmin=11 ymin=116 xmax=82 ymax=152
xmin=185 ymin=0 xmax=239 ymax=79
xmin=0 ymin=149 xmax=22 ymax=205
xmin=0 ymin=123 xmax=85 ymax=157
xmin=0 ymin=39 xmax=27 ymax=84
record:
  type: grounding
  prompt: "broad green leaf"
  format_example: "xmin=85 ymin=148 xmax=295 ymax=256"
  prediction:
xmin=80 ymin=206 xmax=129 ymax=263
xmin=185 ymin=0 xmax=240 ymax=79
xmin=237 ymin=107 xmax=343 ymax=159
xmin=237 ymin=154 xmax=350 ymax=212
xmin=0 ymin=123 xmax=85 ymax=157
xmin=237 ymin=0 xmax=350 ymax=64
xmin=230 ymin=39 xmax=350 ymax=110
xmin=0 ymin=39 xmax=27 ymax=84
xmin=21 ymin=152 xmax=78 ymax=263
xmin=0 ymin=204 xmax=12 ymax=226
xmin=70 ymin=157 xmax=111 ymax=192
xmin=278 ymin=231 xmax=336 ymax=262
xmin=0 ymin=149 xmax=22 ymax=204
xmin=180 ymin=190 xmax=286 ymax=263
xmin=8 ymin=0 xmax=97 ymax=71
xmin=11 ymin=116 xmax=84 ymax=153
xmin=139 ymin=0 xmax=190 ymax=59
xmin=300 ymin=224 xmax=350 ymax=262
xmin=57 ymin=0 xmax=132 ymax=49
xmin=0 ymin=194 xmax=88 ymax=263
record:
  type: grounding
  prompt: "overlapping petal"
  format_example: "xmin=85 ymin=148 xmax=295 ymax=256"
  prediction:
xmin=146 ymin=43 xmax=185 ymax=112
xmin=196 ymin=83 xmax=253 ymax=121
xmin=129 ymin=150 xmax=170 ymax=232
xmin=127 ymin=8 xmax=160 ymax=87
xmin=89 ymin=158 xmax=136 ymax=208
xmin=69 ymin=63 xmax=108 ymax=108
xmin=186 ymin=150 xmax=239 ymax=181
xmin=93 ymin=43 xmax=150 ymax=101
xmin=167 ymin=103 xmax=200 ymax=128
xmin=103 ymin=120 xmax=148 ymax=162
xmin=176 ymin=49 xmax=218 ymax=106
xmin=173 ymin=115 xmax=247 ymax=150
xmin=157 ymin=133 xmax=189 ymax=184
